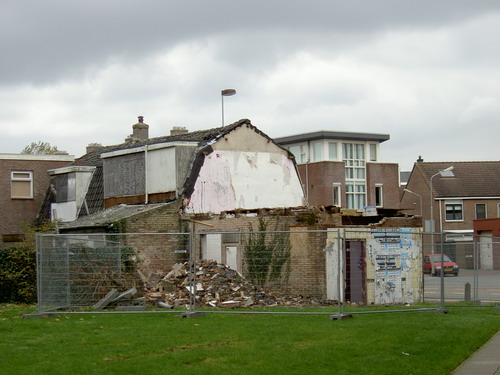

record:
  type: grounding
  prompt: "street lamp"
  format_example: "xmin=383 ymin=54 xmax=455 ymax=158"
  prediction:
xmin=428 ymin=165 xmax=454 ymax=311
xmin=403 ymin=188 xmax=422 ymax=216
xmin=429 ymin=166 xmax=454 ymax=236
xmin=221 ymin=89 xmax=236 ymax=126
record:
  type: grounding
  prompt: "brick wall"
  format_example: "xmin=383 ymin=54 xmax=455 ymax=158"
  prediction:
xmin=123 ymin=201 xmax=184 ymax=282
xmin=366 ymin=163 xmax=400 ymax=209
xmin=0 ymin=157 xmax=71 ymax=248
xmin=297 ymin=161 xmax=345 ymax=206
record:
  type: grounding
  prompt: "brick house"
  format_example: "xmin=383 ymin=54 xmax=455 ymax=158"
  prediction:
xmin=274 ymin=130 xmax=400 ymax=211
xmin=401 ymin=161 xmax=500 ymax=268
xmin=0 ymin=153 xmax=74 ymax=248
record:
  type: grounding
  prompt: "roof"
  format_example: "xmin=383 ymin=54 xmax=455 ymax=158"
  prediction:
xmin=415 ymin=161 xmax=500 ymax=198
xmin=60 ymin=203 xmax=169 ymax=230
xmin=274 ymin=130 xmax=390 ymax=145
xmin=41 ymin=118 xmax=295 ymax=227
xmin=71 ymin=119 xmax=256 ymax=167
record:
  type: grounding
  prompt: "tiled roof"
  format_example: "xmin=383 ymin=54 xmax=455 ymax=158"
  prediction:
xmin=71 ymin=118 xmax=254 ymax=167
xmin=416 ymin=161 xmax=500 ymax=198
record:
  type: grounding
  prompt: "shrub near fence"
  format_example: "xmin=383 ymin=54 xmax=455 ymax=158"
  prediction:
xmin=0 ymin=247 xmax=36 ymax=303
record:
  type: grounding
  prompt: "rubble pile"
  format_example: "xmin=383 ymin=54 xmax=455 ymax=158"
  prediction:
xmin=145 ymin=260 xmax=270 ymax=308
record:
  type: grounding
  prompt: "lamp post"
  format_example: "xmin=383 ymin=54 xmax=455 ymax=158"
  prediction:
xmin=429 ymin=166 xmax=454 ymax=239
xmin=403 ymin=188 xmax=422 ymax=216
xmin=429 ymin=165 xmax=454 ymax=311
xmin=221 ymin=89 xmax=236 ymax=126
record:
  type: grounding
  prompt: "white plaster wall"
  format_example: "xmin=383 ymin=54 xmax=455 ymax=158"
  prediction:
xmin=75 ymin=171 xmax=94 ymax=205
xmin=479 ymin=231 xmax=493 ymax=270
xmin=185 ymin=150 xmax=305 ymax=214
xmin=326 ymin=228 xmax=422 ymax=305
xmin=201 ymin=234 xmax=222 ymax=263
xmin=51 ymin=201 xmax=77 ymax=222
xmin=147 ymin=148 xmax=176 ymax=194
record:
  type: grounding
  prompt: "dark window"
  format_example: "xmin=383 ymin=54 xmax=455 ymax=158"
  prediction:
xmin=476 ymin=204 xmax=486 ymax=219
xmin=375 ymin=186 xmax=383 ymax=207
xmin=445 ymin=203 xmax=463 ymax=221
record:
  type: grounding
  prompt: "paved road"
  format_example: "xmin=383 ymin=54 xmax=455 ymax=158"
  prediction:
xmin=424 ymin=269 xmax=500 ymax=302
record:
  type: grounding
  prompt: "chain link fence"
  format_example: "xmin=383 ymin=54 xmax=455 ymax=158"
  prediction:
xmin=35 ymin=228 xmax=500 ymax=315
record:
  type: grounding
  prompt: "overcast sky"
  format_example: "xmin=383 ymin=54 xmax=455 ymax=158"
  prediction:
xmin=2 ymin=1 xmax=500 ymax=171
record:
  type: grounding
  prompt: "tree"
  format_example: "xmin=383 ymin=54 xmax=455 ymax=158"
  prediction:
xmin=21 ymin=141 xmax=59 ymax=155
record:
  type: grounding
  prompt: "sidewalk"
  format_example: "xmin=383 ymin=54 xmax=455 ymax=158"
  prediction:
xmin=451 ymin=331 xmax=500 ymax=375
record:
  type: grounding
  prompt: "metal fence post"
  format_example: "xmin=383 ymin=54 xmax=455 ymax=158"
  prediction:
xmin=36 ymin=233 xmax=42 ymax=313
xmin=337 ymin=229 xmax=342 ymax=316
xmin=439 ymin=232 xmax=445 ymax=311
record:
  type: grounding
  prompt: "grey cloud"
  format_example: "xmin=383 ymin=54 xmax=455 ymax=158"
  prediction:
xmin=2 ymin=0 xmax=500 ymax=84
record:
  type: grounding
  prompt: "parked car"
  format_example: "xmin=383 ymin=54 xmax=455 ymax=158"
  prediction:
xmin=423 ymin=254 xmax=459 ymax=276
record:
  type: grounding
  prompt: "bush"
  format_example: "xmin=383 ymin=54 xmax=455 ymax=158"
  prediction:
xmin=0 ymin=247 xmax=37 ymax=303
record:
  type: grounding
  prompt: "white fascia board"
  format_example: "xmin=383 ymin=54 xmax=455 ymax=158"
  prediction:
xmin=0 ymin=153 xmax=75 ymax=161
xmin=101 ymin=142 xmax=198 ymax=159
xmin=49 ymin=166 xmax=96 ymax=175
xmin=436 ymin=197 xmax=500 ymax=200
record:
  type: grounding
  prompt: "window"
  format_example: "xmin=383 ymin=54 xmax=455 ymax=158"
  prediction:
xmin=369 ymin=144 xmax=377 ymax=162
xmin=375 ymin=185 xmax=383 ymax=207
xmin=498 ymin=203 xmax=500 ymax=218
xmin=343 ymin=143 xmax=366 ymax=209
xmin=333 ymin=183 xmax=341 ymax=207
xmin=288 ymin=144 xmax=307 ymax=164
xmin=346 ymin=182 xmax=366 ymax=209
xmin=11 ymin=171 xmax=33 ymax=199
xmin=328 ymin=142 xmax=338 ymax=160
xmin=312 ymin=141 xmax=323 ymax=162
xmin=343 ymin=143 xmax=365 ymax=180
xmin=445 ymin=200 xmax=463 ymax=221
xmin=475 ymin=203 xmax=486 ymax=219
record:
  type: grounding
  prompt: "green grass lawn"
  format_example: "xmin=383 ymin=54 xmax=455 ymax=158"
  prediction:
xmin=1 ymin=304 xmax=499 ymax=375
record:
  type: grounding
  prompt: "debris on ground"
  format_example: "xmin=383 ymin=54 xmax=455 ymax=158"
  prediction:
xmin=144 ymin=260 xmax=335 ymax=309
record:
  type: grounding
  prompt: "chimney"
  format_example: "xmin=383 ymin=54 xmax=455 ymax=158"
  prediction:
xmin=170 ymin=126 xmax=188 ymax=136
xmin=86 ymin=143 xmax=104 ymax=154
xmin=131 ymin=116 xmax=149 ymax=140
xmin=417 ymin=155 xmax=424 ymax=162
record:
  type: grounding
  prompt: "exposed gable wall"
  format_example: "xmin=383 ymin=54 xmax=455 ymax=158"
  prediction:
xmin=185 ymin=126 xmax=305 ymax=214
xmin=211 ymin=124 xmax=282 ymax=153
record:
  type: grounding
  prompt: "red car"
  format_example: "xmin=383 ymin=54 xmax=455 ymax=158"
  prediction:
xmin=423 ymin=254 xmax=459 ymax=276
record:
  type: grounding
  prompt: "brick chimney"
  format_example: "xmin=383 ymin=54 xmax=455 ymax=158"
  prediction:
xmin=170 ymin=126 xmax=188 ymax=136
xmin=131 ymin=116 xmax=149 ymax=140
xmin=86 ymin=143 xmax=104 ymax=154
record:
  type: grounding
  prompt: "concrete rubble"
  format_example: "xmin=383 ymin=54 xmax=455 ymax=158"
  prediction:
xmin=145 ymin=260 xmax=333 ymax=309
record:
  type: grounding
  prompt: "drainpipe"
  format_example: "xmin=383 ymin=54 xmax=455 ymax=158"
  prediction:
xmin=145 ymin=145 xmax=149 ymax=204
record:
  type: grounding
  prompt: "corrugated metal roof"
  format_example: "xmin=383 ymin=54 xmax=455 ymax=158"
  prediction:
xmin=60 ymin=203 xmax=169 ymax=229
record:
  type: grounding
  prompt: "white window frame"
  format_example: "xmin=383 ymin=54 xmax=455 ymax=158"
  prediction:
xmin=311 ymin=141 xmax=323 ymax=162
xmin=369 ymin=143 xmax=378 ymax=162
xmin=11 ymin=171 xmax=33 ymax=199
xmin=288 ymin=143 xmax=308 ymax=164
xmin=375 ymin=184 xmax=383 ymax=208
xmin=328 ymin=142 xmax=338 ymax=160
xmin=333 ymin=183 xmax=341 ymax=207
xmin=445 ymin=200 xmax=463 ymax=222
xmin=343 ymin=143 xmax=366 ymax=209
xmin=497 ymin=203 xmax=500 ymax=218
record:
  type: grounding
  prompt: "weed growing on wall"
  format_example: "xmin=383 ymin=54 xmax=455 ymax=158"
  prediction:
xmin=242 ymin=217 xmax=291 ymax=287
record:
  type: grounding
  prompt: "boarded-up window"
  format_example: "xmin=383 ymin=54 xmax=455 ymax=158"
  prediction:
xmin=11 ymin=171 xmax=33 ymax=199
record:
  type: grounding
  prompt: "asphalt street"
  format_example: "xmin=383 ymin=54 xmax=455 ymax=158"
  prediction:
xmin=424 ymin=269 xmax=500 ymax=303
